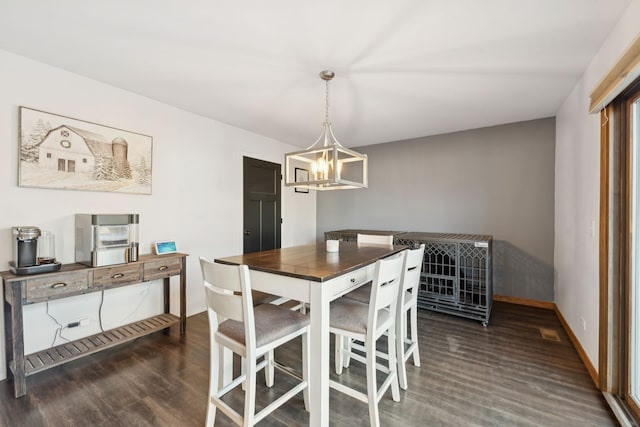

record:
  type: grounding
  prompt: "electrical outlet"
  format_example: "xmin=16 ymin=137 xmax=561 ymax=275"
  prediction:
xmin=79 ymin=318 xmax=90 ymax=327
xmin=580 ymin=316 xmax=586 ymax=331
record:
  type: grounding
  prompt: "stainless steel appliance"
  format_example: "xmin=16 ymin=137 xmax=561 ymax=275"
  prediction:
xmin=12 ymin=226 xmax=40 ymax=267
xmin=10 ymin=226 xmax=62 ymax=275
xmin=75 ymin=214 xmax=140 ymax=267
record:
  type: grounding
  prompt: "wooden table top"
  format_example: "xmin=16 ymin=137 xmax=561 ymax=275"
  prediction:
xmin=215 ymin=241 xmax=405 ymax=282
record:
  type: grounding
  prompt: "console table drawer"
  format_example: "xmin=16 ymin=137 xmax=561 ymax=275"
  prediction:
xmin=143 ymin=258 xmax=181 ymax=281
xmin=23 ymin=271 xmax=90 ymax=303
xmin=93 ymin=264 xmax=142 ymax=288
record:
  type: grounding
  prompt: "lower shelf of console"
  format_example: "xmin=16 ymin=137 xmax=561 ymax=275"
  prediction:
xmin=12 ymin=313 xmax=179 ymax=376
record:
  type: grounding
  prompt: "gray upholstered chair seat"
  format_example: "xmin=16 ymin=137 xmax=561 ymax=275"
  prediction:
xmin=346 ymin=283 xmax=412 ymax=307
xmin=217 ymin=303 xmax=309 ymax=348
xmin=343 ymin=282 xmax=371 ymax=303
xmin=330 ymin=297 xmax=390 ymax=334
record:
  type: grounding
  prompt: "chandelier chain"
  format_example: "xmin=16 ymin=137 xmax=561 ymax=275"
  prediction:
xmin=325 ymin=79 xmax=330 ymax=123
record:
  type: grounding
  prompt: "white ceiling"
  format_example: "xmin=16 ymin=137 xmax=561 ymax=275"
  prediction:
xmin=0 ymin=1 xmax=632 ymax=148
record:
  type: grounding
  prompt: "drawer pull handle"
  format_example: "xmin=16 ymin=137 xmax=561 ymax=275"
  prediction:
xmin=159 ymin=266 xmax=168 ymax=271
xmin=112 ymin=273 xmax=124 ymax=279
xmin=51 ymin=283 xmax=67 ymax=289
xmin=350 ymin=278 xmax=356 ymax=283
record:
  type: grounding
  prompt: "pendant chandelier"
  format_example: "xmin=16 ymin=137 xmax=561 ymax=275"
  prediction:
xmin=284 ymin=70 xmax=368 ymax=191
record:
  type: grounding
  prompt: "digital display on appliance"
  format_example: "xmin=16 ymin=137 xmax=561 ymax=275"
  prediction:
xmin=155 ymin=240 xmax=177 ymax=254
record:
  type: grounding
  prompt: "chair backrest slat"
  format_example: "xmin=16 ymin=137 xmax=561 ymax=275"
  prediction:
xmin=204 ymin=282 xmax=244 ymax=322
xmin=357 ymin=233 xmax=394 ymax=246
xmin=401 ymin=244 xmax=425 ymax=295
xmin=370 ymin=251 xmax=405 ymax=313
xmin=200 ymin=257 xmax=254 ymax=329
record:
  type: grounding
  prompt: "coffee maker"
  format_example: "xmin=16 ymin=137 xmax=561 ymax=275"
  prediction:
xmin=75 ymin=214 xmax=139 ymax=267
xmin=10 ymin=226 xmax=62 ymax=275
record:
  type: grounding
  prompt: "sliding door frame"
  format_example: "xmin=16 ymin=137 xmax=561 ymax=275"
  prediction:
xmin=600 ymin=78 xmax=640 ymax=422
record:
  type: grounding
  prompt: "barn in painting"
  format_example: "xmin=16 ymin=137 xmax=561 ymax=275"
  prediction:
xmin=37 ymin=125 xmax=129 ymax=175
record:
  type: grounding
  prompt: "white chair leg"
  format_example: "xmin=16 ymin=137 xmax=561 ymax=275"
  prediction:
xmin=402 ymin=309 xmax=408 ymax=347
xmin=387 ymin=328 xmax=400 ymax=402
xmin=265 ymin=350 xmax=275 ymax=387
xmin=302 ymin=330 xmax=310 ymax=411
xmin=342 ymin=338 xmax=352 ymax=368
xmin=366 ymin=337 xmax=380 ymax=427
xmin=206 ymin=348 xmax=219 ymax=427
xmin=222 ymin=347 xmax=234 ymax=386
xmin=218 ymin=345 xmax=226 ymax=390
xmin=241 ymin=357 xmax=247 ymax=391
xmin=335 ymin=334 xmax=344 ymax=375
xmin=243 ymin=359 xmax=257 ymax=427
xmin=410 ymin=305 xmax=420 ymax=367
xmin=205 ymin=396 xmax=216 ymax=427
xmin=397 ymin=309 xmax=408 ymax=391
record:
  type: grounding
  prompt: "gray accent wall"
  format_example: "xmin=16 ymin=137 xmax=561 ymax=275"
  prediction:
xmin=317 ymin=118 xmax=556 ymax=301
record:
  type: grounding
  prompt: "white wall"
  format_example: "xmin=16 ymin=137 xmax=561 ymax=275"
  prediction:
xmin=0 ymin=49 xmax=317 ymax=380
xmin=555 ymin=0 xmax=640 ymax=370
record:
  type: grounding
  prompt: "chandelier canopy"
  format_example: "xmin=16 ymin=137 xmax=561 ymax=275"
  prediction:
xmin=284 ymin=70 xmax=368 ymax=191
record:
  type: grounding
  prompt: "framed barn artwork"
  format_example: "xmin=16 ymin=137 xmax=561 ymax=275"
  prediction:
xmin=18 ymin=106 xmax=153 ymax=195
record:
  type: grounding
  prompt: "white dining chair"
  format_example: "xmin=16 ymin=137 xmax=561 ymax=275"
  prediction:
xmin=200 ymin=258 xmax=310 ymax=427
xmin=340 ymin=234 xmax=394 ymax=306
xmin=395 ymin=244 xmax=425 ymax=390
xmin=329 ymin=251 xmax=405 ymax=427
xmin=338 ymin=245 xmax=425 ymax=391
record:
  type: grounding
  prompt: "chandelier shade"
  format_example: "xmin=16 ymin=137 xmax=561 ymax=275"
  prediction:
xmin=284 ymin=70 xmax=368 ymax=191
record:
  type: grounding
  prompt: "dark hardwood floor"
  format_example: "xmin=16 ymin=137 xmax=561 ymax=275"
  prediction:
xmin=0 ymin=302 xmax=616 ymax=426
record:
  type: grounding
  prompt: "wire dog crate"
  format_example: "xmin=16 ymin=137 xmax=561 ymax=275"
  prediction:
xmin=394 ymin=232 xmax=493 ymax=326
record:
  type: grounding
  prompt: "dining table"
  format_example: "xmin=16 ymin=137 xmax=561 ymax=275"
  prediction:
xmin=214 ymin=240 xmax=405 ymax=427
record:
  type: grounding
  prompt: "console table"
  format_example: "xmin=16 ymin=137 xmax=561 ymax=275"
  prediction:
xmin=2 ymin=252 xmax=187 ymax=398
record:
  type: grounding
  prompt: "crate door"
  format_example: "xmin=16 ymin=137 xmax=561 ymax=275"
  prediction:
xmin=420 ymin=241 xmax=457 ymax=301
xmin=458 ymin=242 xmax=488 ymax=307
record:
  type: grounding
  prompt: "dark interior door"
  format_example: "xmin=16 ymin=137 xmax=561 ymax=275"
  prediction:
xmin=243 ymin=157 xmax=281 ymax=253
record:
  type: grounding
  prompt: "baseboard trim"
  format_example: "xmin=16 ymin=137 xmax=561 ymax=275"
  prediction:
xmin=553 ymin=305 xmax=599 ymax=388
xmin=494 ymin=294 xmax=599 ymax=388
xmin=493 ymin=294 xmax=555 ymax=310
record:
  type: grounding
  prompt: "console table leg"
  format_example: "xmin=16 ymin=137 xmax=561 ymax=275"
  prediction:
xmin=179 ymin=257 xmax=186 ymax=335
xmin=163 ymin=277 xmax=170 ymax=313
xmin=6 ymin=283 xmax=26 ymax=398
xmin=163 ymin=277 xmax=170 ymax=335
xmin=3 ymin=299 xmax=12 ymax=381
